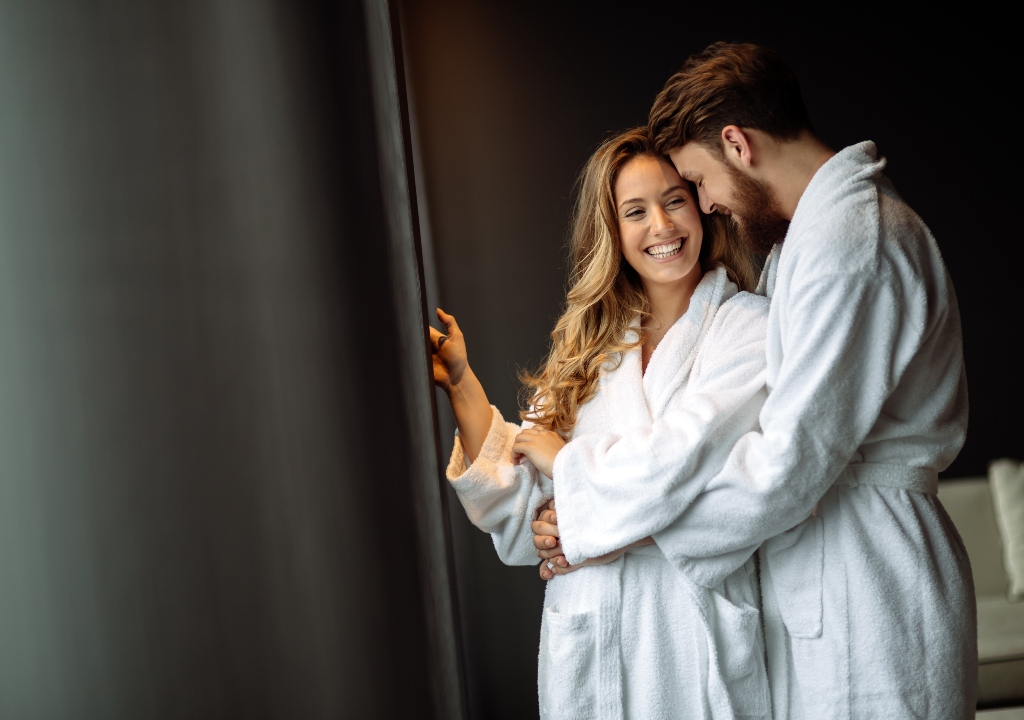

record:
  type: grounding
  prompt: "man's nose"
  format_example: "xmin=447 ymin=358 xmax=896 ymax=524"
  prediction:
xmin=698 ymin=187 xmax=716 ymax=214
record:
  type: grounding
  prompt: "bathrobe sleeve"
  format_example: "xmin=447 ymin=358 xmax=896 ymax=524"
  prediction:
xmin=447 ymin=405 xmax=551 ymax=566
xmin=558 ymin=232 xmax=938 ymax=583
xmin=653 ymin=255 xmax=930 ymax=585
xmin=552 ymin=294 xmax=768 ymax=565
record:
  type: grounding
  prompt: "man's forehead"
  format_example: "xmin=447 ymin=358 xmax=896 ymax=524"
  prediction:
xmin=668 ymin=143 xmax=713 ymax=179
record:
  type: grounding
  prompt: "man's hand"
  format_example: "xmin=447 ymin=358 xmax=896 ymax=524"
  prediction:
xmin=512 ymin=426 xmax=565 ymax=479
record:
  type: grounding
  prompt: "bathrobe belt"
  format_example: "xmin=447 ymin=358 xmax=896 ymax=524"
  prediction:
xmin=836 ymin=462 xmax=938 ymax=495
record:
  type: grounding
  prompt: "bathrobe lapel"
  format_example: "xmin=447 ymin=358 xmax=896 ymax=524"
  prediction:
xmin=643 ymin=269 xmax=729 ymax=420
xmin=585 ymin=269 xmax=743 ymax=720
xmin=599 ymin=268 xmax=729 ymax=431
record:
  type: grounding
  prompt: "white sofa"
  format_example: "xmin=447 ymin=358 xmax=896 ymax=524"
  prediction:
xmin=938 ymin=478 xmax=1024 ymax=708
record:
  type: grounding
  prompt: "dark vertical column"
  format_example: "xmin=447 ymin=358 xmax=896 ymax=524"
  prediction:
xmin=0 ymin=0 xmax=460 ymax=718
xmin=363 ymin=1 xmax=465 ymax=717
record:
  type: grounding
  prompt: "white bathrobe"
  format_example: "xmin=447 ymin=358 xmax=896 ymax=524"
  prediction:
xmin=447 ymin=268 xmax=772 ymax=720
xmin=553 ymin=142 xmax=977 ymax=720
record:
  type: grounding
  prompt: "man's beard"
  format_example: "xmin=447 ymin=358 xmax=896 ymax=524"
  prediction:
xmin=720 ymin=164 xmax=789 ymax=256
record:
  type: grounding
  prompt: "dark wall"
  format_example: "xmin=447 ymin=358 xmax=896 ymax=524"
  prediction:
xmin=0 ymin=1 xmax=458 ymax=718
xmin=400 ymin=2 xmax=1021 ymax=718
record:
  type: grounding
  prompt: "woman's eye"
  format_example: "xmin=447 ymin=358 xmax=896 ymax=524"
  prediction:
xmin=666 ymin=197 xmax=685 ymax=208
xmin=625 ymin=208 xmax=644 ymax=219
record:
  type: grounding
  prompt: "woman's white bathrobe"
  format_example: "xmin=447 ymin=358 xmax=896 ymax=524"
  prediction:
xmin=553 ymin=143 xmax=976 ymax=720
xmin=446 ymin=268 xmax=771 ymax=720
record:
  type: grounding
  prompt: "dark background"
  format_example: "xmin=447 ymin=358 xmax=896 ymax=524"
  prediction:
xmin=400 ymin=2 xmax=1022 ymax=718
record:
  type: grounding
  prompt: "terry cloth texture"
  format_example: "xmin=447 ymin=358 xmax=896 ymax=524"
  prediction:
xmin=554 ymin=142 xmax=977 ymax=719
xmin=448 ymin=267 xmax=771 ymax=720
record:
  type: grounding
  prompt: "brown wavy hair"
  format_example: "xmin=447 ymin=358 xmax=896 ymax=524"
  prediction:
xmin=519 ymin=127 xmax=759 ymax=435
xmin=649 ymin=42 xmax=812 ymax=157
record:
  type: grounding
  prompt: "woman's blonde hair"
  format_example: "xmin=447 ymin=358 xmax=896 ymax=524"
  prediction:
xmin=519 ymin=127 xmax=759 ymax=435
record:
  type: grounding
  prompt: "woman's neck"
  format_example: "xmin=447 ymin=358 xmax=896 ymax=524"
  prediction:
xmin=641 ymin=269 xmax=702 ymax=372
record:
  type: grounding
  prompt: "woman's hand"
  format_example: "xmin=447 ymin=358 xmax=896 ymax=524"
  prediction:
xmin=430 ymin=308 xmax=468 ymax=392
xmin=429 ymin=308 xmax=491 ymax=463
xmin=512 ymin=426 xmax=565 ymax=479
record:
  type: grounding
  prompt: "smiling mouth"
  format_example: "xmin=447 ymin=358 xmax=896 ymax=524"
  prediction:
xmin=645 ymin=238 xmax=684 ymax=259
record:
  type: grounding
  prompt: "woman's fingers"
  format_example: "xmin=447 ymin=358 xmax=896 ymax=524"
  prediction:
xmin=436 ymin=308 xmax=460 ymax=336
xmin=429 ymin=325 xmax=445 ymax=350
xmin=533 ymin=533 xmax=560 ymax=550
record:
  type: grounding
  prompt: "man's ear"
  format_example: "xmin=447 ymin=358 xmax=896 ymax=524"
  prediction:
xmin=720 ymin=125 xmax=754 ymax=168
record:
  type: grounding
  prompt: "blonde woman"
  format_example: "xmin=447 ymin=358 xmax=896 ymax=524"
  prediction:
xmin=431 ymin=128 xmax=770 ymax=720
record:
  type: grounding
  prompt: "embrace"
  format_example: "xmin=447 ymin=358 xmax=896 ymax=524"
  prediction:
xmin=430 ymin=43 xmax=975 ymax=720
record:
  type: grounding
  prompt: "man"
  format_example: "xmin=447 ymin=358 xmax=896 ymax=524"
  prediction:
xmin=535 ymin=42 xmax=976 ymax=719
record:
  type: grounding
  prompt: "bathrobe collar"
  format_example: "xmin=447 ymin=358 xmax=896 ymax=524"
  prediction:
xmin=756 ymin=142 xmax=887 ymax=301
xmin=606 ymin=267 xmax=732 ymax=425
xmin=789 ymin=141 xmax=887 ymax=248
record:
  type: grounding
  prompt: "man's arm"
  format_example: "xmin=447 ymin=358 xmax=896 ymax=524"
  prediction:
xmin=556 ymin=262 xmax=925 ymax=575
xmin=653 ymin=263 xmax=926 ymax=583
xmin=551 ymin=295 xmax=768 ymax=564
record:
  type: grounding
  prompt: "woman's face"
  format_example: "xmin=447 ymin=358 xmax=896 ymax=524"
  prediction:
xmin=614 ymin=155 xmax=703 ymax=290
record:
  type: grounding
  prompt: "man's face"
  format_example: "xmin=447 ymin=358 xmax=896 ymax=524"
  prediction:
xmin=669 ymin=142 xmax=788 ymax=255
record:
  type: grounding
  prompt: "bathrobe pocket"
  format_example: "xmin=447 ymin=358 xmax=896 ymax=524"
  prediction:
xmin=538 ymin=608 xmax=597 ymax=720
xmin=764 ymin=516 xmax=824 ymax=639
xmin=712 ymin=593 xmax=769 ymax=716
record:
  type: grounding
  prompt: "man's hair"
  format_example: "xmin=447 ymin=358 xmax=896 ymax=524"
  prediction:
xmin=649 ymin=42 xmax=812 ymax=156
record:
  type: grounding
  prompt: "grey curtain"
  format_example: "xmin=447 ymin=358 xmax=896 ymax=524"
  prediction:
xmin=0 ymin=1 xmax=462 ymax=717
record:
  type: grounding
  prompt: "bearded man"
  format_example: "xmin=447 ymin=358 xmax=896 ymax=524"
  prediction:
xmin=535 ymin=42 xmax=976 ymax=719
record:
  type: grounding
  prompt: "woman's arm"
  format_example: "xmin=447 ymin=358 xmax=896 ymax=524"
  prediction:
xmin=431 ymin=308 xmax=492 ymax=463
xmin=431 ymin=308 xmax=551 ymax=566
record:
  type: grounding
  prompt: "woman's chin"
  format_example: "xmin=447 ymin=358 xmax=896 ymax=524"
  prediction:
xmin=641 ymin=256 xmax=700 ymax=284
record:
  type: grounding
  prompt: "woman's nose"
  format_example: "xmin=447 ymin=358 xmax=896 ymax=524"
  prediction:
xmin=651 ymin=207 xmax=675 ymax=234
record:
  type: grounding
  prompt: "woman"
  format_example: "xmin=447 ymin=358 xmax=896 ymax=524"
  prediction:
xmin=431 ymin=128 xmax=770 ymax=720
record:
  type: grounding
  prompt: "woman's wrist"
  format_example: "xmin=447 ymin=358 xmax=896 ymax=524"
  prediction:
xmin=445 ymin=367 xmax=492 ymax=463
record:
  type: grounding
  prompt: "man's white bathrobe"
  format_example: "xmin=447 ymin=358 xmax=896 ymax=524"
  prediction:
xmin=553 ymin=142 xmax=976 ymax=719
xmin=447 ymin=268 xmax=772 ymax=720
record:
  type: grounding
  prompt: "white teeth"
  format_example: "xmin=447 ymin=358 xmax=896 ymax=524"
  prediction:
xmin=645 ymin=239 xmax=683 ymax=258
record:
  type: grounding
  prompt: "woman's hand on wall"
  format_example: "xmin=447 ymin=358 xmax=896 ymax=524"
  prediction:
xmin=512 ymin=426 xmax=565 ymax=479
xmin=430 ymin=308 xmax=491 ymax=463
xmin=429 ymin=308 xmax=468 ymax=392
